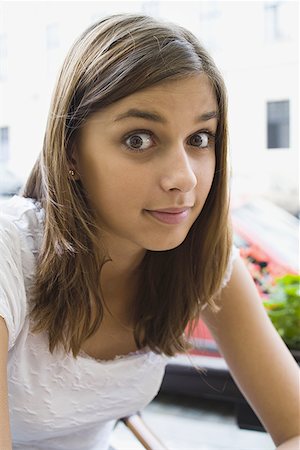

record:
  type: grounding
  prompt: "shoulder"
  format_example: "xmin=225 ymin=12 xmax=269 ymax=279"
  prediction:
xmin=221 ymin=245 xmax=240 ymax=289
xmin=0 ymin=195 xmax=44 ymax=247
xmin=201 ymin=254 xmax=254 ymax=330
xmin=0 ymin=195 xmax=44 ymax=261
xmin=202 ymin=254 xmax=271 ymax=337
xmin=0 ymin=194 xmax=45 ymax=287
xmin=0 ymin=196 xmax=44 ymax=350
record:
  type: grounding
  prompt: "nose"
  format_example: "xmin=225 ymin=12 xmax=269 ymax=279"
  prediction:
xmin=159 ymin=145 xmax=197 ymax=193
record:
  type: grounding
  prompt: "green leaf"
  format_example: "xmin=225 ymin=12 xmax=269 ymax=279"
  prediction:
xmin=264 ymin=274 xmax=300 ymax=350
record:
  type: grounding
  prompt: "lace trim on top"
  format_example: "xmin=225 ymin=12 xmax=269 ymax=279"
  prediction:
xmin=77 ymin=347 xmax=151 ymax=364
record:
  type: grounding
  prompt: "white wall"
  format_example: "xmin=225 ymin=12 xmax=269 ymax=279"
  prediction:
xmin=0 ymin=0 xmax=298 ymax=212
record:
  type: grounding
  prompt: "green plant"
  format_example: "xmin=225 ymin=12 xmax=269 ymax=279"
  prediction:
xmin=263 ymin=274 xmax=300 ymax=350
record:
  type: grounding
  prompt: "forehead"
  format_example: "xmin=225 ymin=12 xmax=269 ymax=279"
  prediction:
xmin=121 ymin=74 xmax=215 ymax=110
xmin=87 ymin=73 xmax=218 ymax=126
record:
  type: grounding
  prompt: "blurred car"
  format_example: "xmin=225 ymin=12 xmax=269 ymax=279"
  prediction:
xmin=160 ymin=197 xmax=299 ymax=431
xmin=188 ymin=197 xmax=299 ymax=357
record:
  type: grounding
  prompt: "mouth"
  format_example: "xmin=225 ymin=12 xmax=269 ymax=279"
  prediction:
xmin=145 ymin=207 xmax=191 ymax=225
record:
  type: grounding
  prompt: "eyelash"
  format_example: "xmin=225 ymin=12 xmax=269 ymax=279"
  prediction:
xmin=122 ymin=129 xmax=216 ymax=153
xmin=123 ymin=129 xmax=155 ymax=153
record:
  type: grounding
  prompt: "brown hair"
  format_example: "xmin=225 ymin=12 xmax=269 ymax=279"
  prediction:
xmin=23 ymin=14 xmax=232 ymax=357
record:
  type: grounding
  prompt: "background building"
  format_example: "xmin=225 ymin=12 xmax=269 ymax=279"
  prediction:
xmin=0 ymin=0 xmax=298 ymax=213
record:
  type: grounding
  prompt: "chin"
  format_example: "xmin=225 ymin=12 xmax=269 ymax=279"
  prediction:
xmin=146 ymin=235 xmax=188 ymax=252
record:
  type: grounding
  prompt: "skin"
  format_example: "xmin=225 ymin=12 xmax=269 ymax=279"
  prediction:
xmin=72 ymin=73 xmax=219 ymax=357
xmin=72 ymin=74 xmax=218 ymax=294
xmin=203 ymin=259 xmax=300 ymax=448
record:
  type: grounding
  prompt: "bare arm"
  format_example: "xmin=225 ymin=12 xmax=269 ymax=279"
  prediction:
xmin=0 ymin=317 xmax=12 ymax=450
xmin=276 ymin=436 xmax=300 ymax=450
xmin=201 ymin=257 xmax=300 ymax=448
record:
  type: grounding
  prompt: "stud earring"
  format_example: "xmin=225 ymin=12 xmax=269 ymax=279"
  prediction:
xmin=69 ymin=169 xmax=75 ymax=177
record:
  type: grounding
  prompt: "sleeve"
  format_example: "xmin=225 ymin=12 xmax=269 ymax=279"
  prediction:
xmin=0 ymin=215 xmax=27 ymax=350
xmin=221 ymin=245 xmax=240 ymax=289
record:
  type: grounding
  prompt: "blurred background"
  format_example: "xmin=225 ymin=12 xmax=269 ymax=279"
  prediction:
xmin=0 ymin=0 xmax=298 ymax=215
xmin=0 ymin=1 xmax=299 ymax=449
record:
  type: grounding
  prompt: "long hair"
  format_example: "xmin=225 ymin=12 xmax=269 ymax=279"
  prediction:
xmin=23 ymin=14 xmax=232 ymax=357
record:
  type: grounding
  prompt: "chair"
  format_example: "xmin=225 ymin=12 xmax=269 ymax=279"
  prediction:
xmin=119 ymin=412 xmax=169 ymax=450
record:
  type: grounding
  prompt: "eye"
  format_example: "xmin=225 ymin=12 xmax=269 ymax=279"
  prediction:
xmin=188 ymin=132 xmax=213 ymax=149
xmin=124 ymin=131 xmax=154 ymax=152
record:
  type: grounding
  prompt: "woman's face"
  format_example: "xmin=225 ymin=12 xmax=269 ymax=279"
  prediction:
xmin=73 ymin=74 xmax=218 ymax=253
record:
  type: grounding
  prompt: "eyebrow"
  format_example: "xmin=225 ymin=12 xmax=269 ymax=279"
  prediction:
xmin=114 ymin=108 xmax=219 ymax=124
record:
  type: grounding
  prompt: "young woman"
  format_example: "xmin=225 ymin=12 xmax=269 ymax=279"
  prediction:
xmin=0 ymin=14 xmax=299 ymax=450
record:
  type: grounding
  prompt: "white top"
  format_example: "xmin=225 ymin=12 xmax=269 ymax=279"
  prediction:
xmin=0 ymin=195 xmax=238 ymax=450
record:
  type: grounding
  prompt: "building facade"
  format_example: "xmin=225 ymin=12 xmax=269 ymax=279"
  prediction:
xmin=0 ymin=0 xmax=298 ymax=213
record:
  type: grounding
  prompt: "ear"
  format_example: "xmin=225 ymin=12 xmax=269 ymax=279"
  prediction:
xmin=68 ymin=143 xmax=81 ymax=180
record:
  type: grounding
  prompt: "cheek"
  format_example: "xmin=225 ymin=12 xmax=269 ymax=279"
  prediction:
xmin=80 ymin=157 xmax=147 ymax=210
xmin=196 ymin=154 xmax=216 ymax=190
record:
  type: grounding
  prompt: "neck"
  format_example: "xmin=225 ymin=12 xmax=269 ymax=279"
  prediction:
xmin=98 ymin=233 xmax=146 ymax=311
xmin=101 ymin=247 xmax=145 ymax=286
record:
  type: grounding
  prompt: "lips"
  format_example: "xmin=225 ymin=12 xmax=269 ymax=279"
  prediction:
xmin=145 ymin=207 xmax=191 ymax=225
xmin=152 ymin=208 xmax=191 ymax=213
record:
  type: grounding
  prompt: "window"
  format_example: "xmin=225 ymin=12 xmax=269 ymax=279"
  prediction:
xmin=264 ymin=1 xmax=291 ymax=42
xmin=265 ymin=2 xmax=280 ymax=41
xmin=267 ymin=100 xmax=290 ymax=149
xmin=0 ymin=34 xmax=8 ymax=81
xmin=0 ymin=127 xmax=9 ymax=162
